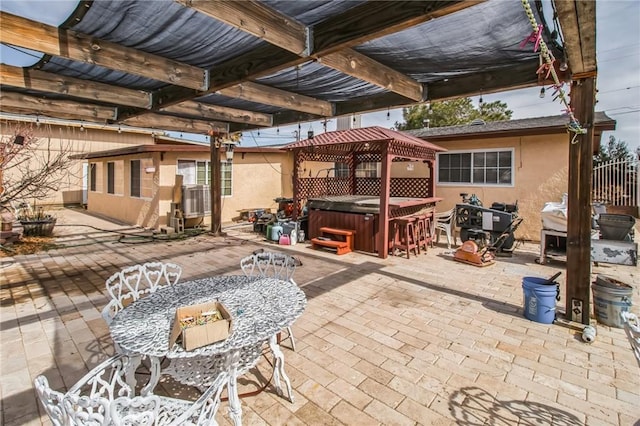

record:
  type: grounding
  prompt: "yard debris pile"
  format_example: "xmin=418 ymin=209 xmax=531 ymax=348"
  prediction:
xmin=0 ymin=235 xmax=58 ymax=257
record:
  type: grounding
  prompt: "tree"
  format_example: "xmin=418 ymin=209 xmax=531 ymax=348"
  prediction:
xmin=1 ymin=123 xmax=78 ymax=212
xmin=395 ymin=97 xmax=512 ymax=130
xmin=593 ymin=135 xmax=634 ymax=166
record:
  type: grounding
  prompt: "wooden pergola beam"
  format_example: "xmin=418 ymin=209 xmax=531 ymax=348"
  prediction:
xmin=123 ymin=113 xmax=228 ymax=134
xmin=554 ymin=0 xmax=597 ymax=76
xmin=0 ymin=64 xmax=271 ymax=127
xmin=161 ymin=101 xmax=273 ymax=127
xmin=218 ymin=82 xmax=333 ymax=117
xmin=176 ymin=0 xmax=308 ymax=55
xmin=0 ymin=64 xmax=152 ymax=109
xmin=0 ymin=11 xmax=208 ymax=91
xmin=0 ymin=91 xmax=116 ymax=121
xmin=320 ymin=49 xmax=424 ymax=101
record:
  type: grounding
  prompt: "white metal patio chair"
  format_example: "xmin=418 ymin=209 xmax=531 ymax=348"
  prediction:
xmin=434 ymin=208 xmax=457 ymax=249
xmin=34 ymin=353 xmax=228 ymax=426
xmin=101 ymin=266 xmax=143 ymax=326
xmin=239 ymin=251 xmax=299 ymax=351
xmin=142 ymin=261 xmax=183 ymax=292
xmin=621 ymin=311 xmax=640 ymax=368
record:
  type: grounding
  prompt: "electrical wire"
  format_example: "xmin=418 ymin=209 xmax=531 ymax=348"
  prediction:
xmin=246 ymin=132 xmax=292 ymax=177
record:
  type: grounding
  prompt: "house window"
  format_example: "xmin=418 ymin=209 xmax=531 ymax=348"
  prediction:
xmin=196 ymin=161 xmax=210 ymax=185
xmin=107 ymin=162 xmax=115 ymax=194
xmin=356 ymin=162 xmax=380 ymax=178
xmin=438 ymin=149 xmax=513 ymax=185
xmin=90 ymin=163 xmax=96 ymax=191
xmin=221 ymin=161 xmax=232 ymax=196
xmin=177 ymin=159 xmax=232 ymax=196
xmin=130 ymin=159 xmax=141 ymax=197
xmin=334 ymin=163 xmax=349 ymax=178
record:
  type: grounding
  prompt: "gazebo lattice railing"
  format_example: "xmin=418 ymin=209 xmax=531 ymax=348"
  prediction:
xmin=294 ymin=146 xmax=435 ymax=208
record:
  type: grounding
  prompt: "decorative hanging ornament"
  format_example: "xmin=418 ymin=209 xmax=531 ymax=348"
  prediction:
xmin=519 ymin=0 xmax=586 ymax=139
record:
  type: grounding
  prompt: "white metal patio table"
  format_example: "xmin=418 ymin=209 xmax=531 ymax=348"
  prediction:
xmin=109 ymin=275 xmax=307 ymax=425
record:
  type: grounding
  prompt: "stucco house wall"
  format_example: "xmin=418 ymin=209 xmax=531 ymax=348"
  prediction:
xmin=84 ymin=146 xmax=292 ymax=229
xmin=409 ymin=112 xmax=616 ymax=242
xmin=1 ymin=118 xmax=157 ymax=207
xmin=432 ymin=133 xmax=569 ymax=241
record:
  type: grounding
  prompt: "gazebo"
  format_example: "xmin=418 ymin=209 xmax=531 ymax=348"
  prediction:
xmin=284 ymin=126 xmax=446 ymax=259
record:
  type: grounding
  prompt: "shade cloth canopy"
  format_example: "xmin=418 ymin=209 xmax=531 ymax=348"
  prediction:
xmin=0 ymin=0 xmax=594 ymax=135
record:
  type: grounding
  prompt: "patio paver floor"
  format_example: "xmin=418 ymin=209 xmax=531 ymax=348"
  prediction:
xmin=1 ymin=207 xmax=638 ymax=425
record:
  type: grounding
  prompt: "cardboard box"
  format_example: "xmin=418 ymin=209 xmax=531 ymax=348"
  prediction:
xmin=169 ymin=301 xmax=232 ymax=351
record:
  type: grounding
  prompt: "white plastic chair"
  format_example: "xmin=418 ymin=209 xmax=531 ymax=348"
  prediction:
xmin=34 ymin=354 xmax=228 ymax=426
xmin=434 ymin=208 xmax=457 ymax=249
xmin=239 ymin=251 xmax=299 ymax=351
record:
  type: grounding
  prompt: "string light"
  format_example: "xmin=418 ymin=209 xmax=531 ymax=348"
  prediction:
xmin=386 ymin=108 xmax=390 ymax=120
xmin=80 ymin=121 xmax=84 ymax=131
xmin=117 ymin=125 xmax=122 ymax=134
xmin=539 ymin=87 xmax=546 ymax=98
xmin=36 ymin=115 xmax=41 ymax=128
xmin=559 ymin=59 xmax=569 ymax=72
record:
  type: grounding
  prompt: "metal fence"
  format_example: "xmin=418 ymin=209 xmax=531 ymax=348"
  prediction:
xmin=592 ymin=158 xmax=639 ymax=207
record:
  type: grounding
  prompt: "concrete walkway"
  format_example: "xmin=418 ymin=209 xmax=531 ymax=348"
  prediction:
xmin=1 ymin=207 xmax=638 ymax=425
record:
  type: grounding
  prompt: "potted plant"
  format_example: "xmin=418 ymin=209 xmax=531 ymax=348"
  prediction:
xmin=18 ymin=206 xmax=57 ymax=237
xmin=1 ymin=205 xmax=14 ymax=232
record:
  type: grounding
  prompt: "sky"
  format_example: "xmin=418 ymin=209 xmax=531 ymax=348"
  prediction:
xmin=1 ymin=1 xmax=639 ymax=154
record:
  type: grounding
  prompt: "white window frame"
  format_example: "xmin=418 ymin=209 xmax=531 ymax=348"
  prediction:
xmin=177 ymin=159 xmax=232 ymax=197
xmin=221 ymin=161 xmax=232 ymax=197
xmin=334 ymin=162 xmax=349 ymax=178
xmin=356 ymin=161 xmax=380 ymax=178
xmin=437 ymin=148 xmax=515 ymax=187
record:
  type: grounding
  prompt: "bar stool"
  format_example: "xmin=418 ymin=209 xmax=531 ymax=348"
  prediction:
xmin=414 ymin=213 xmax=430 ymax=253
xmin=423 ymin=212 xmax=435 ymax=248
xmin=390 ymin=217 xmax=419 ymax=259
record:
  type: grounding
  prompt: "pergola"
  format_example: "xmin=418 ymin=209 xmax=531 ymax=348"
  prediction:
xmin=0 ymin=1 xmax=597 ymax=324
xmin=285 ymin=126 xmax=445 ymax=258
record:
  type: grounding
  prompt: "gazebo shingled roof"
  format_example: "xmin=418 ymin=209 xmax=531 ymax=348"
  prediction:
xmin=285 ymin=126 xmax=446 ymax=152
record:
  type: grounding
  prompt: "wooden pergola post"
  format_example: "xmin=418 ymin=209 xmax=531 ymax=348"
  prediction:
xmin=565 ymin=76 xmax=596 ymax=324
xmin=210 ymin=136 xmax=225 ymax=236
xmin=378 ymin=145 xmax=392 ymax=259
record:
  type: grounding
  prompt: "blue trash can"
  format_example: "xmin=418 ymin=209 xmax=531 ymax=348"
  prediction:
xmin=522 ymin=276 xmax=559 ymax=324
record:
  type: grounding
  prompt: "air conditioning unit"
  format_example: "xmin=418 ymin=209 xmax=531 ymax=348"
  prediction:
xmin=182 ymin=185 xmax=211 ymax=218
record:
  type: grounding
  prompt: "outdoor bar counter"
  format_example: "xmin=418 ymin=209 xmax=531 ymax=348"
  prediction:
xmin=307 ymin=195 xmax=441 ymax=254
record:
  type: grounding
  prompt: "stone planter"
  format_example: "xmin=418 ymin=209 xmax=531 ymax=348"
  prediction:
xmin=20 ymin=218 xmax=57 ymax=237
